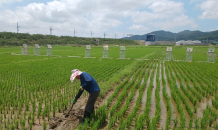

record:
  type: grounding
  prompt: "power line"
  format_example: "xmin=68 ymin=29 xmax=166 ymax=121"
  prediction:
xmin=74 ymin=29 xmax=76 ymax=37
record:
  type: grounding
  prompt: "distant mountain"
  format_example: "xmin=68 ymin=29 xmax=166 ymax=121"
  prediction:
xmin=123 ymin=30 xmax=218 ymax=41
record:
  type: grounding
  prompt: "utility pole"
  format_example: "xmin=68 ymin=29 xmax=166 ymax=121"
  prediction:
xmin=74 ymin=29 xmax=75 ymax=37
xmin=17 ymin=22 xmax=21 ymax=33
xmin=115 ymin=33 xmax=117 ymax=39
xmin=91 ymin=31 xmax=94 ymax=38
xmin=104 ymin=32 xmax=106 ymax=38
xmin=49 ymin=26 xmax=53 ymax=35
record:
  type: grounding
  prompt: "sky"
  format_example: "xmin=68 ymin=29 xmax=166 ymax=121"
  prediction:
xmin=0 ymin=0 xmax=218 ymax=38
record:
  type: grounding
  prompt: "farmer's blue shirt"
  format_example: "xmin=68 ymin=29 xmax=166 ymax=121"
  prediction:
xmin=76 ymin=72 xmax=100 ymax=99
xmin=80 ymin=72 xmax=100 ymax=92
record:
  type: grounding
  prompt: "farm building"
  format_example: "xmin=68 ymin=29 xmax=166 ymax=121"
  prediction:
xmin=176 ymin=40 xmax=202 ymax=45
xmin=193 ymin=40 xmax=202 ymax=45
xmin=146 ymin=34 xmax=156 ymax=45
xmin=176 ymin=40 xmax=186 ymax=45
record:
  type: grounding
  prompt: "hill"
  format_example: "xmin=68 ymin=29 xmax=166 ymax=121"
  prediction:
xmin=124 ymin=30 xmax=218 ymax=41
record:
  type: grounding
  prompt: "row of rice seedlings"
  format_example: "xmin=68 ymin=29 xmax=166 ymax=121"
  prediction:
xmin=107 ymin=63 xmax=147 ymax=130
xmin=168 ymin=62 xmax=197 ymax=130
xmin=173 ymin=62 xmax=202 ymax=102
xmin=108 ymin=62 xmax=145 ymax=118
xmin=171 ymin=63 xmax=198 ymax=106
xmin=149 ymin=62 xmax=161 ymax=130
xmin=117 ymin=64 xmax=148 ymax=130
xmin=199 ymin=105 xmax=218 ymax=130
xmin=174 ymin=62 xmax=208 ymax=98
xmin=179 ymin=62 xmax=216 ymax=97
xmin=135 ymin=63 xmax=155 ymax=129
xmin=118 ymin=62 xmax=152 ymax=129
xmin=165 ymin=62 xmax=186 ymax=129
xmin=161 ymin=63 xmax=172 ymax=130
xmin=106 ymin=61 xmax=145 ymax=108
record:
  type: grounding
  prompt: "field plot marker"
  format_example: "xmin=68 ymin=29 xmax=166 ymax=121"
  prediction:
xmin=165 ymin=47 xmax=172 ymax=61
xmin=34 ymin=44 xmax=41 ymax=55
xmin=186 ymin=47 xmax=193 ymax=62
xmin=84 ymin=45 xmax=96 ymax=58
xmin=21 ymin=44 xmax=28 ymax=55
xmin=102 ymin=45 xmax=109 ymax=58
xmin=207 ymin=47 xmax=215 ymax=63
xmin=46 ymin=44 xmax=53 ymax=56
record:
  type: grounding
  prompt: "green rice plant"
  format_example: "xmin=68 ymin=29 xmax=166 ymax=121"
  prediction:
xmin=195 ymin=118 xmax=200 ymax=130
xmin=43 ymin=120 xmax=46 ymax=130
xmin=28 ymin=112 xmax=31 ymax=123
xmin=173 ymin=117 xmax=179 ymax=128
xmin=188 ymin=117 xmax=193 ymax=130
xmin=83 ymin=118 xmax=89 ymax=130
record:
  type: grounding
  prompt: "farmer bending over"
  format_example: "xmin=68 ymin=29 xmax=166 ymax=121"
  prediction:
xmin=70 ymin=69 xmax=100 ymax=122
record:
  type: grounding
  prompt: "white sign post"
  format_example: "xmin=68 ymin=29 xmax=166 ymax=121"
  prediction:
xmin=207 ymin=47 xmax=215 ymax=62
xmin=165 ymin=47 xmax=172 ymax=61
xmin=120 ymin=46 xmax=126 ymax=59
xmin=85 ymin=45 xmax=91 ymax=58
xmin=34 ymin=44 xmax=40 ymax=55
xmin=186 ymin=47 xmax=193 ymax=62
xmin=46 ymin=44 xmax=53 ymax=56
xmin=21 ymin=44 xmax=28 ymax=55
xmin=103 ymin=45 xmax=109 ymax=58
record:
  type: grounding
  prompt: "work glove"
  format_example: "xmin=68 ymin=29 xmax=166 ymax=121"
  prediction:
xmin=73 ymin=99 xmax=77 ymax=104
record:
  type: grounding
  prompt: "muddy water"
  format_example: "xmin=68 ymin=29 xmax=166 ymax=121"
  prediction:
xmin=159 ymin=64 xmax=167 ymax=130
xmin=196 ymin=97 xmax=212 ymax=119
xmin=150 ymin=63 xmax=157 ymax=118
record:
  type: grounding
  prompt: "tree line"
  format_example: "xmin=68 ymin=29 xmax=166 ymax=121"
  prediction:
xmin=0 ymin=32 xmax=138 ymax=46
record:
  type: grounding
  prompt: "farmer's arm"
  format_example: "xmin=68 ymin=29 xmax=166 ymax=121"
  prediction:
xmin=80 ymin=73 xmax=92 ymax=89
xmin=75 ymin=87 xmax=84 ymax=100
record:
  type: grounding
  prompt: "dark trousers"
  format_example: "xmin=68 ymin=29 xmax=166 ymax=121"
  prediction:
xmin=84 ymin=91 xmax=100 ymax=119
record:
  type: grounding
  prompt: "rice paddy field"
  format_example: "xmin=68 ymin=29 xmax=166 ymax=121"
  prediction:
xmin=0 ymin=45 xmax=218 ymax=130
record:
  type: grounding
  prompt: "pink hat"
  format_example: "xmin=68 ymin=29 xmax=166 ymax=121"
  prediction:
xmin=70 ymin=69 xmax=82 ymax=82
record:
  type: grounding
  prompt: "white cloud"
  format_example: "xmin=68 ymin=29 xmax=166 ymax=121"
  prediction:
xmin=128 ymin=24 xmax=149 ymax=31
xmin=0 ymin=0 xmax=198 ymax=37
xmin=190 ymin=0 xmax=202 ymax=4
xmin=0 ymin=0 xmax=22 ymax=5
xmin=198 ymin=0 xmax=218 ymax=19
xmin=149 ymin=14 xmax=197 ymax=29
xmin=210 ymin=27 xmax=218 ymax=31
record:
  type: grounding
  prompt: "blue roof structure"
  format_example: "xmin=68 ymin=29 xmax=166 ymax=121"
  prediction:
xmin=146 ymin=34 xmax=156 ymax=41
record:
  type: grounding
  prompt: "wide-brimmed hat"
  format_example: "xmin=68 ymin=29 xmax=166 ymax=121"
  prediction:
xmin=70 ymin=69 xmax=82 ymax=82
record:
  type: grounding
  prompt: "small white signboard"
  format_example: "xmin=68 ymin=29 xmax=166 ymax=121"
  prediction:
xmin=208 ymin=47 xmax=215 ymax=53
xmin=23 ymin=44 xmax=28 ymax=48
xmin=103 ymin=45 xmax=108 ymax=50
xmin=120 ymin=46 xmax=126 ymax=51
xmin=187 ymin=47 xmax=193 ymax=52
xmin=166 ymin=47 xmax=172 ymax=52
xmin=86 ymin=45 xmax=91 ymax=50
xmin=35 ymin=44 xmax=40 ymax=48
xmin=47 ymin=44 xmax=52 ymax=49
